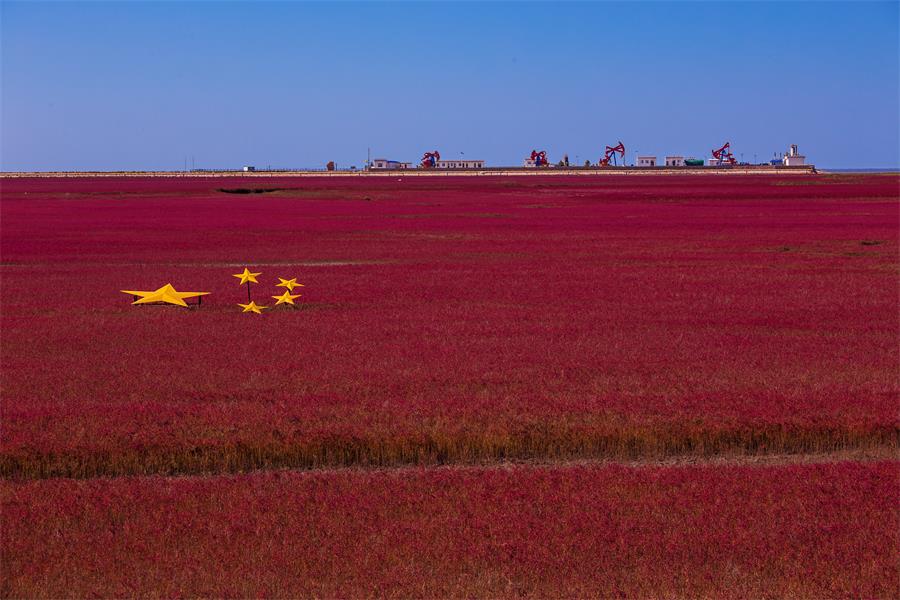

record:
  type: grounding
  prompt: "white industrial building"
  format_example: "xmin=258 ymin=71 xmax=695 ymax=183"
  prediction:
xmin=373 ymin=157 xmax=485 ymax=170
xmin=370 ymin=159 xmax=413 ymax=170
xmin=782 ymin=144 xmax=806 ymax=166
xmin=370 ymin=159 xmax=412 ymax=170
xmin=664 ymin=156 xmax=684 ymax=167
xmin=436 ymin=159 xmax=485 ymax=169
xmin=636 ymin=156 xmax=657 ymax=167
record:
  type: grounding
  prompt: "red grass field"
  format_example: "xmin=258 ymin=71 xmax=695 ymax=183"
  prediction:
xmin=3 ymin=461 xmax=897 ymax=598
xmin=1 ymin=173 xmax=898 ymax=596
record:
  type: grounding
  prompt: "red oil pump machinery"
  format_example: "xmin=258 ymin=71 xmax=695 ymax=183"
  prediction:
xmin=420 ymin=151 xmax=441 ymax=168
xmin=711 ymin=142 xmax=737 ymax=166
xmin=529 ymin=150 xmax=549 ymax=167
xmin=599 ymin=141 xmax=625 ymax=166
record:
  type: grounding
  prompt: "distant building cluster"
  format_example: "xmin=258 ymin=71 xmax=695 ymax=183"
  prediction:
xmin=640 ymin=145 xmax=807 ymax=168
xmin=289 ymin=144 xmax=811 ymax=173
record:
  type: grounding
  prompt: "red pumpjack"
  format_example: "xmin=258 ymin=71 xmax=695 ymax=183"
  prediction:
xmin=421 ymin=151 xmax=441 ymax=168
xmin=599 ymin=141 xmax=625 ymax=167
xmin=711 ymin=142 xmax=737 ymax=166
xmin=529 ymin=150 xmax=549 ymax=167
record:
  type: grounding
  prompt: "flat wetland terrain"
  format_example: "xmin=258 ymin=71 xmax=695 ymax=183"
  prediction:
xmin=1 ymin=173 xmax=897 ymax=597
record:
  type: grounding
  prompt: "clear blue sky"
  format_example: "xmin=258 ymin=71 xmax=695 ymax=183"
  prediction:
xmin=2 ymin=1 xmax=898 ymax=170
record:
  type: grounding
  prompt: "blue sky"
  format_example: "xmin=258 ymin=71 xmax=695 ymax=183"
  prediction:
xmin=2 ymin=1 xmax=898 ymax=170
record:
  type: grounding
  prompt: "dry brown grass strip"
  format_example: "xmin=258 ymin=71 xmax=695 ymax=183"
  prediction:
xmin=2 ymin=423 xmax=896 ymax=480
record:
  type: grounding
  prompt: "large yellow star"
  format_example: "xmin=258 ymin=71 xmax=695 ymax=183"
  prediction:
xmin=272 ymin=290 xmax=301 ymax=306
xmin=233 ymin=268 xmax=261 ymax=285
xmin=275 ymin=277 xmax=304 ymax=292
xmin=238 ymin=301 xmax=267 ymax=314
xmin=121 ymin=284 xmax=209 ymax=307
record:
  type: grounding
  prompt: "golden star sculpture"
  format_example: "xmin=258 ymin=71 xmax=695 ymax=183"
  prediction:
xmin=121 ymin=284 xmax=209 ymax=307
xmin=233 ymin=268 xmax=262 ymax=285
xmin=234 ymin=267 xmax=262 ymax=303
xmin=238 ymin=301 xmax=267 ymax=314
xmin=272 ymin=290 xmax=301 ymax=306
xmin=275 ymin=277 xmax=304 ymax=292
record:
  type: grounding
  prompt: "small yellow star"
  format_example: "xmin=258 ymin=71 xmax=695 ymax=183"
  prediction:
xmin=121 ymin=284 xmax=209 ymax=307
xmin=233 ymin=268 xmax=261 ymax=285
xmin=275 ymin=277 xmax=304 ymax=292
xmin=272 ymin=290 xmax=301 ymax=306
xmin=238 ymin=301 xmax=267 ymax=314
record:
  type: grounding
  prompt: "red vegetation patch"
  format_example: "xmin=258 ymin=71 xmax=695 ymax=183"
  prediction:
xmin=2 ymin=460 xmax=897 ymax=597
xmin=1 ymin=174 xmax=898 ymax=477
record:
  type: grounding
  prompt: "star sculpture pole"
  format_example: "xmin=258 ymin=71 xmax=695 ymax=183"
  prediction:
xmin=120 ymin=284 xmax=209 ymax=308
xmin=233 ymin=267 xmax=261 ymax=303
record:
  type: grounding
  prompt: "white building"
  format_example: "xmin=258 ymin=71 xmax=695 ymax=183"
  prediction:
xmin=242 ymin=165 xmax=256 ymax=172
xmin=435 ymin=159 xmax=485 ymax=169
xmin=636 ymin=156 xmax=657 ymax=167
xmin=664 ymin=156 xmax=684 ymax=167
xmin=782 ymin=144 xmax=806 ymax=166
xmin=370 ymin=159 xmax=412 ymax=170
